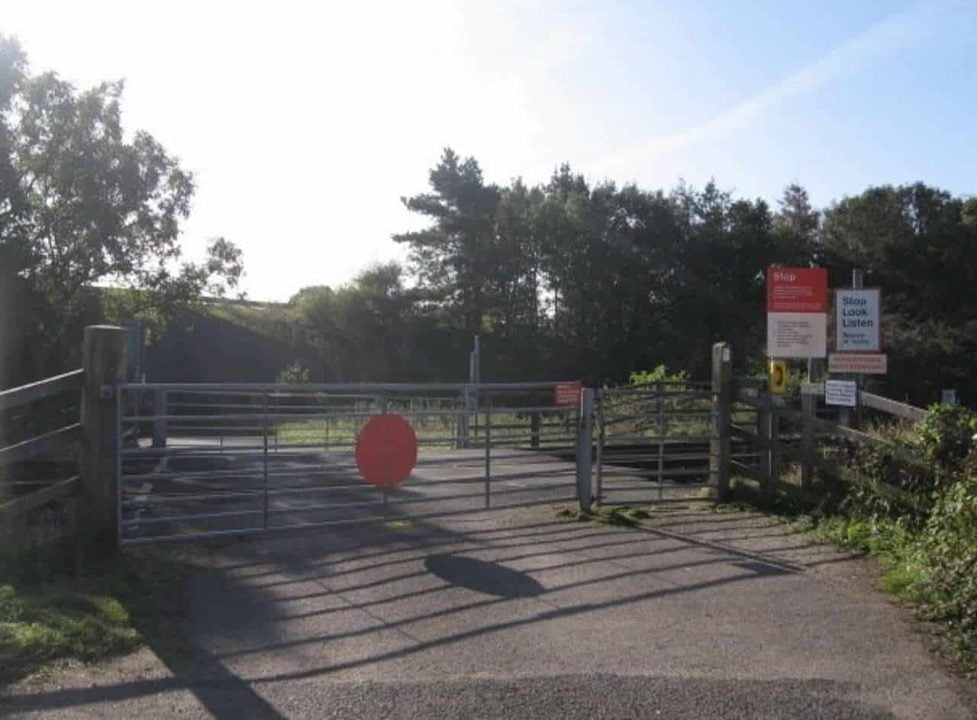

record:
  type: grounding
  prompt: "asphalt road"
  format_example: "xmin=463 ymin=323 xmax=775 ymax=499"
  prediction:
xmin=3 ymin=451 xmax=976 ymax=719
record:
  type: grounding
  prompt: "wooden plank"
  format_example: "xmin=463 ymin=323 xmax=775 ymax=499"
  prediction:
xmin=861 ymin=392 xmax=926 ymax=422
xmin=821 ymin=462 xmax=930 ymax=511
xmin=778 ymin=406 xmax=884 ymax=446
xmin=772 ymin=444 xmax=929 ymax=511
xmin=0 ymin=423 xmax=81 ymax=467
xmin=0 ymin=369 xmax=83 ymax=411
xmin=0 ymin=476 xmax=79 ymax=520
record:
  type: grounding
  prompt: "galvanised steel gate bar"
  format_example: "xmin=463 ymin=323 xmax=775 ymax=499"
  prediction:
xmin=116 ymin=381 xmax=583 ymax=545
xmin=594 ymin=380 xmax=720 ymax=505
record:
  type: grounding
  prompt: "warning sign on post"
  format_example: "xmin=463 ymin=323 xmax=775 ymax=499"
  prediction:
xmin=825 ymin=379 xmax=858 ymax=407
xmin=835 ymin=288 xmax=881 ymax=353
xmin=554 ymin=381 xmax=583 ymax=406
xmin=828 ymin=353 xmax=887 ymax=374
xmin=769 ymin=360 xmax=788 ymax=394
xmin=766 ymin=267 xmax=828 ymax=359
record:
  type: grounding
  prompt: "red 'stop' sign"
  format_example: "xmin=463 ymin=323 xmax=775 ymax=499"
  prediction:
xmin=554 ymin=381 xmax=583 ymax=406
xmin=766 ymin=267 xmax=828 ymax=313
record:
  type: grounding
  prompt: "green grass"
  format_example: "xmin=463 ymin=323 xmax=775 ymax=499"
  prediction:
xmin=556 ymin=504 xmax=652 ymax=527
xmin=276 ymin=411 xmax=576 ymax=449
xmin=724 ymin=488 xmax=977 ymax=674
xmin=0 ymin=547 xmax=190 ymax=686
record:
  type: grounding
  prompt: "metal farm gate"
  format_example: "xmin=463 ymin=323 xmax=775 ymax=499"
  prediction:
xmin=114 ymin=355 xmax=730 ymax=545
xmin=116 ymin=382 xmax=584 ymax=545
xmin=593 ymin=380 xmax=722 ymax=505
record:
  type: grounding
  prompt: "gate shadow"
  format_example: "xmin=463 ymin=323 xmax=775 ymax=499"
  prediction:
xmin=3 ymin=508 xmax=822 ymax=717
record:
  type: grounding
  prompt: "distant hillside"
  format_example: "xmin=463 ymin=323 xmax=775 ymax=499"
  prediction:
xmin=145 ymin=299 xmax=329 ymax=383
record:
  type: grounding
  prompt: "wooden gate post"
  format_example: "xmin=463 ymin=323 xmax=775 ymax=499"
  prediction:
xmin=80 ymin=325 xmax=127 ymax=551
xmin=711 ymin=342 xmax=732 ymax=502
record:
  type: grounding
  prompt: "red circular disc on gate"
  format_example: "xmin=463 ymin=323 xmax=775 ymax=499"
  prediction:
xmin=355 ymin=414 xmax=418 ymax=488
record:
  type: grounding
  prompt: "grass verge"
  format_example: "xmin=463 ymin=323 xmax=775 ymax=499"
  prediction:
xmin=0 ymin=546 xmax=190 ymax=686
xmin=556 ymin=504 xmax=652 ymax=527
xmin=724 ymin=479 xmax=977 ymax=679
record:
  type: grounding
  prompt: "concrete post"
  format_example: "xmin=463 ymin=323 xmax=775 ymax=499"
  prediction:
xmin=576 ymin=388 xmax=594 ymax=512
xmin=80 ymin=325 xmax=127 ymax=550
xmin=711 ymin=342 xmax=732 ymax=502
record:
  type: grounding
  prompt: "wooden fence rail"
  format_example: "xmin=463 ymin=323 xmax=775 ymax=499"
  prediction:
xmin=0 ymin=368 xmax=84 ymax=525
xmin=732 ymin=380 xmax=931 ymax=509
xmin=0 ymin=369 xmax=83 ymax=411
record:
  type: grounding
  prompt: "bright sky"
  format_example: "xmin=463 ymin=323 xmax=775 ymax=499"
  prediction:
xmin=5 ymin=0 xmax=976 ymax=301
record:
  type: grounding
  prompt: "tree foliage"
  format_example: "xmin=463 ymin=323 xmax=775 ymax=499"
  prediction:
xmin=0 ymin=35 xmax=243 ymax=384
xmin=290 ymin=149 xmax=977 ymax=405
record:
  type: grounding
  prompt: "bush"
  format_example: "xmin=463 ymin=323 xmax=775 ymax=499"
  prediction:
xmin=914 ymin=475 xmax=977 ymax=665
xmin=917 ymin=404 xmax=977 ymax=478
xmin=276 ymin=361 xmax=310 ymax=384
xmin=810 ymin=404 xmax=977 ymax=674
xmin=628 ymin=365 xmax=688 ymax=386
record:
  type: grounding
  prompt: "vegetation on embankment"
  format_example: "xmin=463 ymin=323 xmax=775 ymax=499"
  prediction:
xmin=750 ymin=404 xmax=977 ymax=677
xmin=0 ymin=547 xmax=189 ymax=686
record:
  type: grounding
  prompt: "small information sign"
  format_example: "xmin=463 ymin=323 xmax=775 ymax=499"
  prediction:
xmin=825 ymin=379 xmax=858 ymax=407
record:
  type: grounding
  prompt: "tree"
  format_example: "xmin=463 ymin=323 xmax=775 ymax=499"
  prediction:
xmin=289 ymin=263 xmax=437 ymax=381
xmin=774 ymin=183 xmax=819 ymax=261
xmin=393 ymin=148 xmax=501 ymax=337
xmin=0 ymin=35 xmax=243 ymax=384
xmin=821 ymin=183 xmax=977 ymax=402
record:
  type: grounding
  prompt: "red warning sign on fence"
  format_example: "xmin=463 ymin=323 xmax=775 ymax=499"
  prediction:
xmin=554 ymin=381 xmax=583 ymax=406
xmin=355 ymin=414 xmax=418 ymax=488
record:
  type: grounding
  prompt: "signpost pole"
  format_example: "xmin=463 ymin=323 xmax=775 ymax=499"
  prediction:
xmin=850 ymin=269 xmax=864 ymax=427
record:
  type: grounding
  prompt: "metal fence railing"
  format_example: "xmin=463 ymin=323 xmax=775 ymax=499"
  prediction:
xmin=117 ymin=382 xmax=583 ymax=545
xmin=594 ymin=380 xmax=723 ymax=505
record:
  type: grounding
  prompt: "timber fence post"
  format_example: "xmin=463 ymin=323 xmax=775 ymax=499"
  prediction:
xmin=80 ymin=325 xmax=126 ymax=551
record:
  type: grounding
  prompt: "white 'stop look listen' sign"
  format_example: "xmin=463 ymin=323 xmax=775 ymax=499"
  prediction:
xmin=835 ymin=288 xmax=881 ymax=353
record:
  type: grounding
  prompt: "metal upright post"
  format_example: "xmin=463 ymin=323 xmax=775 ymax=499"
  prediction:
xmin=756 ymin=389 xmax=772 ymax=494
xmin=115 ymin=386 xmax=123 ymax=547
xmin=152 ymin=389 xmax=167 ymax=448
xmin=456 ymin=388 xmax=469 ymax=449
xmin=576 ymin=389 xmax=595 ymax=512
xmin=594 ymin=392 xmax=605 ymax=503
xmin=769 ymin=406 xmax=782 ymax=493
xmin=484 ymin=401 xmax=491 ymax=509
xmin=710 ymin=342 xmax=733 ymax=502
xmin=851 ymin=268 xmax=865 ymax=428
xmin=657 ymin=382 xmax=665 ymax=501
xmin=262 ymin=392 xmax=269 ymax=531
xmin=801 ymin=390 xmax=816 ymax=490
